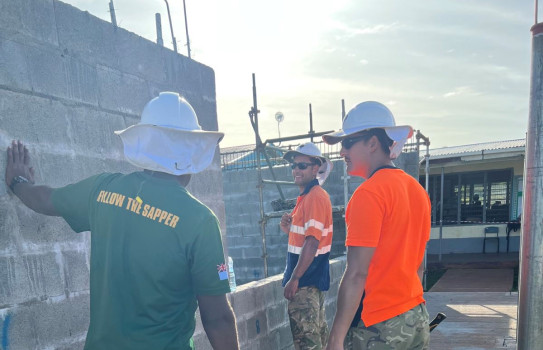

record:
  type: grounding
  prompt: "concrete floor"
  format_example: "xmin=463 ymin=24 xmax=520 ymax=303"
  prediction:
xmin=424 ymin=254 xmax=518 ymax=349
xmin=429 ymin=268 xmax=514 ymax=292
xmin=426 ymin=292 xmax=517 ymax=349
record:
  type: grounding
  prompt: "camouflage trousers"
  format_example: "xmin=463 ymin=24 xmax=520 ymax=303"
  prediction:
xmin=288 ymin=286 xmax=329 ymax=350
xmin=344 ymin=303 xmax=429 ymax=350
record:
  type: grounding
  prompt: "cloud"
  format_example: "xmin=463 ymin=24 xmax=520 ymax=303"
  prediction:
xmin=331 ymin=21 xmax=399 ymax=38
xmin=443 ymin=86 xmax=473 ymax=98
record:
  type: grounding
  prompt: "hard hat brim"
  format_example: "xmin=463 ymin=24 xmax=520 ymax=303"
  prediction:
xmin=114 ymin=124 xmax=224 ymax=175
xmin=283 ymin=150 xmax=327 ymax=165
xmin=322 ymin=125 xmax=413 ymax=145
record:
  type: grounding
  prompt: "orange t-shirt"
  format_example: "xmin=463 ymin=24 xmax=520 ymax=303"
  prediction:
xmin=345 ymin=168 xmax=431 ymax=326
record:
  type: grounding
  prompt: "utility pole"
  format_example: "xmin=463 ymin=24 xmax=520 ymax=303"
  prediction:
xmin=517 ymin=4 xmax=543 ymax=346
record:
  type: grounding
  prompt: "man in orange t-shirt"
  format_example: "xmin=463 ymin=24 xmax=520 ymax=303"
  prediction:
xmin=323 ymin=101 xmax=431 ymax=350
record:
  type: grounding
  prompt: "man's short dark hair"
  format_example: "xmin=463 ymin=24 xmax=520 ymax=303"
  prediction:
xmin=358 ymin=129 xmax=393 ymax=156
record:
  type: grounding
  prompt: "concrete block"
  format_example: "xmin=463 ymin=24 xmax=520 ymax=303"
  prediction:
xmin=114 ymin=32 xmax=168 ymax=84
xmin=246 ymin=310 xmax=268 ymax=340
xmin=0 ymin=197 xmax=19 ymax=252
xmin=325 ymin=300 xmax=338 ymax=325
xmin=95 ymin=65 xmax=150 ymax=115
xmin=0 ymin=252 xmax=64 ymax=306
xmin=62 ymin=250 xmax=90 ymax=293
xmin=63 ymin=57 xmax=99 ymax=104
xmin=66 ymin=109 xmax=127 ymax=157
xmin=253 ymin=275 xmax=282 ymax=308
xmin=0 ymin=38 xmax=32 ymax=91
xmin=192 ymin=329 xmax=212 ymax=350
xmin=232 ymin=315 xmax=247 ymax=347
xmin=187 ymin=165 xmax=224 ymax=203
xmin=266 ymin=303 xmax=288 ymax=330
xmin=0 ymin=91 xmax=68 ymax=144
xmin=0 ymin=293 xmax=89 ymax=350
xmin=163 ymin=54 xmax=204 ymax=96
xmin=230 ymin=285 xmax=257 ymax=318
xmin=32 ymin=152 xmax=127 ymax=190
xmin=242 ymin=247 xmax=263 ymax=259
xmin=189 ymin=96 xmax=219 ymax=132
xmin=268 ymin=265 xmax=286 ymax=278
xmin=12 ymin=195 xmax=91 ymax=246
xmin=227 ymin=247 xmax=243 ymax=261
xmin=54 ymin=1 xmax=120 ymax=68
xmin=25 ymin=44 xmax=67 ymax=98
xmin=255 ymin=333 xmax=277 ymax=350
xmin=0 ymin=0 xmax=58 ymax=46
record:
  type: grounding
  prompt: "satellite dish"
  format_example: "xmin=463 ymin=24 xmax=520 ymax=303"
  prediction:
xmin=275 ymin=112 xmax=284 ymax=123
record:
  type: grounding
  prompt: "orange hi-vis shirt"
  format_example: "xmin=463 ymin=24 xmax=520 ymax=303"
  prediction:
xmin=282 ymin=182 xmax=334 ymax=291
xmin=346 ymin=168 xmax=431 ymax=326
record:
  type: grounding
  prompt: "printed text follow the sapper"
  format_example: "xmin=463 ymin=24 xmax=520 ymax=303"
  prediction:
xmin=96 ymin=190 xmax=180 ymax=228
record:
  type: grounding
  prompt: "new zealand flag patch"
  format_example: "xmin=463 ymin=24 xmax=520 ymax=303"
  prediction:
xmin=217 ymin=263 xmax=228 ymax=280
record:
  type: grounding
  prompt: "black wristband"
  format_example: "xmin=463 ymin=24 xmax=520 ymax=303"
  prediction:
xmin=9 ymin=175 xmax=29 ymax=192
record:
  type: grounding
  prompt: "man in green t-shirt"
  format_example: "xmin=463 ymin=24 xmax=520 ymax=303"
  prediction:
xmin=4 ymin=92 xmax=239 ymax=350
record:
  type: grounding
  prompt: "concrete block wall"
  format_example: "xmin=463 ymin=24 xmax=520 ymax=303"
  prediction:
xmin=0 ymin=1 xmax=223 ymax=349
xmin=193 ymin=256 xmax=347 ymax=350
xmin=223 ymin=152 xmax=419 ymax=285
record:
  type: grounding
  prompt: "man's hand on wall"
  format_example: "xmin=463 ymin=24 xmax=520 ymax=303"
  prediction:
xmin=5 ymin=140 xmax=35 ymax=190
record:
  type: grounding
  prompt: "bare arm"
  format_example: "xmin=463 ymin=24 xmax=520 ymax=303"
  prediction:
xmin=12 ymin=183 xmax=58 ymax=216
xmin=284 ymin=235 xmax=319 ymax=300
xmin=326 ymin=246 xmax=375 ymax=350
xmin=5 ymin=140 xmax=58 ymax=216
xmin=197 ymin=294 xmax=239 ymax=350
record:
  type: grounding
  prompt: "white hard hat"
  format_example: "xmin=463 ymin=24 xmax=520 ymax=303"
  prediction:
xmin=322 ymin=101 xmax=413 ymax=159
xmin=115 ymin=92 xmax=224 ymax=175
xmin=140 ymin=92 xmax=202 ymax=131
xmin=283 ymin=142 xmax=325 ymax=164
xmin=283 ymin=142 xmax=333 ymax=185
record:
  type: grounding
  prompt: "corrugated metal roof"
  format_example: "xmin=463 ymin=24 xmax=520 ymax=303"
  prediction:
xmin=428 ymin=139 xmax=525 ymax=159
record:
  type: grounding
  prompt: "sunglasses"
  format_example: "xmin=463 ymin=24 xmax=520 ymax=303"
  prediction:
xmin=290 ymin=162 xmax=316 ymax=170
xmin=341 ymin=135 xmax=368 ymax=149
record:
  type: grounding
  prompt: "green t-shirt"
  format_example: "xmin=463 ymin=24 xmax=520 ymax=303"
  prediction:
xmin=51 ymin=172 xmax=230 ymax=350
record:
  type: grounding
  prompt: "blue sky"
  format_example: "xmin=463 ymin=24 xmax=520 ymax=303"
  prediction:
xmin=64 ymin=0 xmax=535 ymax=148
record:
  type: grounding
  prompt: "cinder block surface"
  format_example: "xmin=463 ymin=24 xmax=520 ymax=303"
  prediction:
xmin=0 ymin=38 xmax=33 ymax=90
xmin=96 ymin=65 xmax=150 ymax=115
xmin=192 ymin=257 xmax=346 ymax=350
xmin=0 ymin=1 xmax=223 ymax=349
xmin=0 ymin=0 xmax=58 ymax=46
xmin=0 ymin=252 xmax=64 ymax=306
xmin=1 ymin=293 xmax=89 ymax=350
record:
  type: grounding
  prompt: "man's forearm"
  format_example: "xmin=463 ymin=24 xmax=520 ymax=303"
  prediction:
xmin=202 ymin=307 xmax=239 ymax=350
xmin=291 ymin=236 xmax=319 ymax=280
xmin=12 ymin=183 xmax=58 ymax=216
xmin=328 ymin=269 xmax=366 ymax=345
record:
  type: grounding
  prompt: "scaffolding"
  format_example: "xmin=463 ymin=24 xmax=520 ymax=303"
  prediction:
xmin=247 ymin=73 xmax=341 ymax=277
xmin=245 ymin=73 xmax=431 ymax=278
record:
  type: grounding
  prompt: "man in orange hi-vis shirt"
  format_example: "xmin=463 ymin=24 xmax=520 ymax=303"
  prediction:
xmin=322 ymin=102 xmax=431 ymax=350
xmin=280 ymin=142 xmax=334 ymax=350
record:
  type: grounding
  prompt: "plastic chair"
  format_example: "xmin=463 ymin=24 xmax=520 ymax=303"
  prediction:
xmin=483 ymin=226 xmax=499 ymax=253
